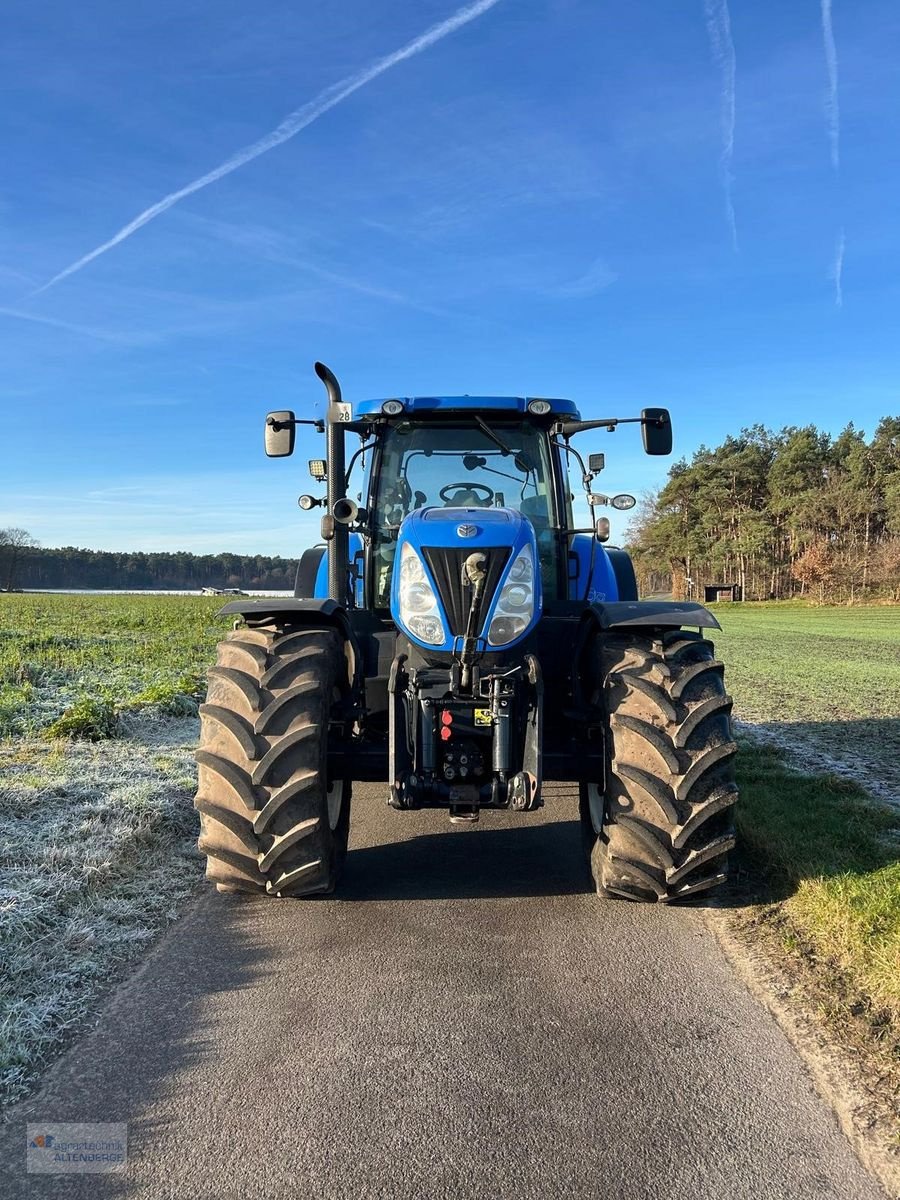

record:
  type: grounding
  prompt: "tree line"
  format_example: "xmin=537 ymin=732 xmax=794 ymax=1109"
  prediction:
xmin=1 ymin=536 xmax=299 ymax=591
xmin=626 ymin=417 xmax=900 ymax=603
xmin=0 ymin=528 xmax=38 ymax=591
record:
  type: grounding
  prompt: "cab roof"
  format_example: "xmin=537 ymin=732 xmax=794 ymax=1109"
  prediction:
xmin=353 ymin=395 xmax=581 ymax=419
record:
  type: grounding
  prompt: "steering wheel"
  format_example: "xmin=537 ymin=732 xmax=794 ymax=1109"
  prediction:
xmin=439 ymin=481 xmax=495 ymax=505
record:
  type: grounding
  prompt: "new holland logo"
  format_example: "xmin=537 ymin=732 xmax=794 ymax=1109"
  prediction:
xmin=457 ymin=524 xmax=478 ymax=538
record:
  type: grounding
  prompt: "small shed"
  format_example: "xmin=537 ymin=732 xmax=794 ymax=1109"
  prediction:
xmin=704 ymin=583 xmax=742 ymax=602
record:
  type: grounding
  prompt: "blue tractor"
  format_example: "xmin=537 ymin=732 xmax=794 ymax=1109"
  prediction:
xmin=194 ymin=363 xmax=737 ymax=902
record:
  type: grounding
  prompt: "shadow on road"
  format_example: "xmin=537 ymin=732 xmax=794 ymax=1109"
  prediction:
xmin=341 ymin=816 xmax=593 ymax=900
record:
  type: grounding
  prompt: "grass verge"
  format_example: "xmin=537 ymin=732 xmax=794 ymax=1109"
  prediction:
xmin=731 ymin=736 xmax=900 ymax=1140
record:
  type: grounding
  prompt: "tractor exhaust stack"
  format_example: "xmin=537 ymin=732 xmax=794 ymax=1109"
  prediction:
xmin=315 ymin=361 xmax=349 ymax=605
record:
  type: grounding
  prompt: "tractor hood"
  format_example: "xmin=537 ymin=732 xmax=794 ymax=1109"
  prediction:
xmin=390 ymin=506 xmax=542 ymax=654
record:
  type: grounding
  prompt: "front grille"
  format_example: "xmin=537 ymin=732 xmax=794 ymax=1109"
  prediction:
xmin=422 ymin=547 xmax=510 ymax=638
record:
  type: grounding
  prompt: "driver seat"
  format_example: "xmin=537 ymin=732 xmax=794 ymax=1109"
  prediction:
xmin=444 ymin=488 xmax=490 ymax=507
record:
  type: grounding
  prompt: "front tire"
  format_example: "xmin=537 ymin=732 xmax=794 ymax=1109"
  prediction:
xmin=580 ymin=629 xmax=738 ymax=902
xmin=194 ymin=625 xmax=351 ymax=897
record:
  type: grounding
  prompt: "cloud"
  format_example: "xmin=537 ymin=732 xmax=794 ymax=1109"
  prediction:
xmin=546 ymin=257 xmax=617 ymax=299
xmin=0 ymin=264 xmax=39 ymax=288
xmin=703 ymin=0 xmax=738 ymax=251
xmin=820 ymin=0 xmax=840 ymax=171
xmin=182 ymin=213 xmax=443 ymax=311
xmin=830 ymin=226 xmax=845 ymax=307
xmin=31 ymin=0 xmax=504 ymax=296
xmin=0 ymin=305 xmax=147 ymax=344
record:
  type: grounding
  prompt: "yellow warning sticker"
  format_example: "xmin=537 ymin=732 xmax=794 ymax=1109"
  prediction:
xmin=474 ymin=708 xmax=492 ymax=727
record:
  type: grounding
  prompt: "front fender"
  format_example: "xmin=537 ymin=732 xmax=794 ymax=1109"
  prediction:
xmin=582 ymin=600 xmax=721 ymax=631
xmin=217 ymin=597 xmax=346 ymax=625
xmin=216 ymin=598 xmax=360 ymax=690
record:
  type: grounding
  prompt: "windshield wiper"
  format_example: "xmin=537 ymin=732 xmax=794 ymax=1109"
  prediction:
xmin=474 ymin=417 xmax=533 ymax=473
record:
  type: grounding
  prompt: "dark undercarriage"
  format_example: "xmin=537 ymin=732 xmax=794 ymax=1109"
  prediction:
xmin=313 ymin=606 xmax=606 ymax=806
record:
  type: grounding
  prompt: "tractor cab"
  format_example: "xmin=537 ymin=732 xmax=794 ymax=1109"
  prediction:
xmin=281 ymin=386 xmax=667 ymax=618
xmin=365 ymin=404 xmax=568 ymax=609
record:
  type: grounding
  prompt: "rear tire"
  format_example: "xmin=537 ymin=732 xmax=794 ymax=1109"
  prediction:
xmin=194 ymin=625 xmax=351 ymax=897
xmin=580 ymin=629 xmax=737 ymax=903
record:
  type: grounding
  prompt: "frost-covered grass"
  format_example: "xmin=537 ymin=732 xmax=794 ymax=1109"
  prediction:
xmin=0 ymin=716 xmax=203 ymax=1106
xmin=0 ymin=596 xmax=226 ymax=1106
xmin=0 ymin=594 xmax=227 ymax=738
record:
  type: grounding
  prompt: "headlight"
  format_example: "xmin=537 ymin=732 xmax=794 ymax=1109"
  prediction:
xmin=398 ymin=543 xmax=447 ymax=645
xmin=508 ymin=553 xmax=532 ymax=583
xmin=403 ymin=583 xmax=433 ymax=613
xmin=487 ymin=547 xmax=535 ymax=645
xmin=407 ymin=615 xmax=444 ymax=643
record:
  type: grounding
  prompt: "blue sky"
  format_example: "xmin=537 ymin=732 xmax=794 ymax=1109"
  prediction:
xmin=2 ymin=0 xmax=899 ymax=554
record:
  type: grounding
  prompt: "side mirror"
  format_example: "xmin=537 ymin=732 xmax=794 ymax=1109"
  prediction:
xmin=265 ymin=411 xmax=295 ymax=457
xmin=641 ymin=408 xmax=672 ymax=456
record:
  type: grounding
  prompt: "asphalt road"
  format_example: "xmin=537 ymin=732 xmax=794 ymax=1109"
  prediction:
xmin=0 ymin=785 xmax=887 ymax=1200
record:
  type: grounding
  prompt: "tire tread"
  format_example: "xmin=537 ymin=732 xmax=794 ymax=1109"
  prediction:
xmin=582 ymin=630 xmax=738 ymax=903
xmin=194 ymin=625 xmax=350 ymax=897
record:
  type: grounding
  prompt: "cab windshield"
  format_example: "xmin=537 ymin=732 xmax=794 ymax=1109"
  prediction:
xmin=370 ymin=420 xmax=559 ymax=606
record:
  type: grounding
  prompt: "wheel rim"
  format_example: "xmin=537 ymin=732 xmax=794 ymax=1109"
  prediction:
xmin=326 ymin=781 xmax=343 ymax=831
xmin=587 ymin=783 xmax=605 ymax=833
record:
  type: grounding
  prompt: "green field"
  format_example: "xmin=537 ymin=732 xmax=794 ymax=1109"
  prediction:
xmin=709 ymin=602 xmax=900 ymax=803
xmin=0 ymin=594 xmax=229 ymax=738
xmin=710 ymin=602 xmax=900 ymax=723
xmin=3 ymin=594 xmax=897 ymax=744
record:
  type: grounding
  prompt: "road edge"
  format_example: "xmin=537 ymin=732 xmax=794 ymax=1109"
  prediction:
xmin=704 ymin=907 xmax=899 ymax=1200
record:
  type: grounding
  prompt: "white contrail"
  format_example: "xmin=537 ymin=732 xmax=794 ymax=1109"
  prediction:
xmin=820 ymin=0 xmax=840 ymax=171
xmin=32 ymin=0 xmax=503 ymax=296
xmin=703 ymin=0 xmax=738 ymax=250
xmin=821 ymin=3 xmax=842 ymax=308
xmin=831 ymin=226 xmax=845 ymax=307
